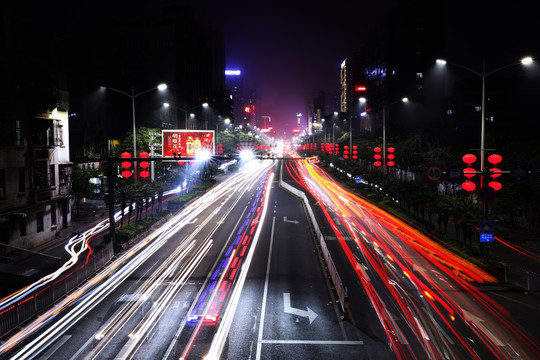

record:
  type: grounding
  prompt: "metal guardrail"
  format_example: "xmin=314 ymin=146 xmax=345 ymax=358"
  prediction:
xmin=505 ymin=264 xmax=540 ymax=292
xmin=279 ymin=171 xmax=348 ymax=317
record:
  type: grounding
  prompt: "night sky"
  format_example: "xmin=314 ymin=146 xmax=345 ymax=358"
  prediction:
xmin=17 ymin=0 xmax=395 ymax=135
xmin=17 ymin=0 xmax=540 ymax=135
xmin=181 ymin=0 xmax=396 ymax=133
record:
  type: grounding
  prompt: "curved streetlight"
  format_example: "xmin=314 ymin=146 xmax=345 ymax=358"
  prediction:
xmin=105 ymin=83 xmax=167 ymax=182
xmin=163 ymin=101 xmax=208 ymax=130
xmin=361 ymin=96 xmax=408 ymax=172
xmin=435 ymin=56 xmax=534 ymax=187
xmin=216 ymin=117 xmax=231 ymax=152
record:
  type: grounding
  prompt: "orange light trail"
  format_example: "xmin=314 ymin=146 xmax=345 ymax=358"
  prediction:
xmin=285 ymin=158 xmax=540 ymax=359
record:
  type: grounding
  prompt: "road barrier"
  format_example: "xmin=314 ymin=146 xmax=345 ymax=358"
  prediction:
xmin=505 ymin=264 xmax=540 ymax=292
xmin=279 ymin=169 xmax=349 ymax=319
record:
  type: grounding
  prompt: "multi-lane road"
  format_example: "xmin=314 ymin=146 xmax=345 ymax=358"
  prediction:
xmin=1 ymin=157 xmax=538 ymax=359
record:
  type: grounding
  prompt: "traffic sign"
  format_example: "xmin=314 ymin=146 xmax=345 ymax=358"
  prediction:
xmin=478 ymin=186 xmax=496 ymax=203
xmin=479 ymin=220 xmax=494 ymax=242
xmin=426 ymin=165 xmax=443 ymax=182
xmin=355 ymin=175 xmax=362 ymax=184
xmin=445 ymin=165 xmax=463 ymax=183
xmin=510 ymin=164 xmax=528 ymax=181
xmin=532 ymin=166 xmax=540 ymax=181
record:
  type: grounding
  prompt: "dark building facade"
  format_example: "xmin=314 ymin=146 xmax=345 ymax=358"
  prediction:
xmin=69 ymin=4 xmax=231 ymax=161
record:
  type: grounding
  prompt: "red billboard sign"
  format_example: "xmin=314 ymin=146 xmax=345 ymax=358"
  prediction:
xmin=162 ymin=130 xmax=215 ymax=158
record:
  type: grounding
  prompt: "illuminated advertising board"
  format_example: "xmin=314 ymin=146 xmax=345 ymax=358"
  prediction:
xmin=162 ymin=130 xmax=215 ymax=158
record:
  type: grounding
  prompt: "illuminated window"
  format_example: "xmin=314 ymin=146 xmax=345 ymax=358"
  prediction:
xmin=416 ymin=72 xmax=423 ymax=78
xmin=447 ymin=109 xmax=453 ymax=115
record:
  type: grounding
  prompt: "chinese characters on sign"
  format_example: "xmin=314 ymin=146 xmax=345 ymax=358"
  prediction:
xmin=162 ymin=130 xmax=215 ymax=158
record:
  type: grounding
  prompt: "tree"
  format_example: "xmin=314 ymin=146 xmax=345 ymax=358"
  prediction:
xmin=71 ymin=165 xmax=101 ymax=217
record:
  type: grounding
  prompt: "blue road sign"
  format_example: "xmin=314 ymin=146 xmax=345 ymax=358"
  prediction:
xmin=479 ymin=220 xmax=494 ymax=242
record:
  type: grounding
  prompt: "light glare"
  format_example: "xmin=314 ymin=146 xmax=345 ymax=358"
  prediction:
xmin=196 ymin=150 xmax=212 ymax=161
xmin=521 ymin=56 xmax=533 ymax=65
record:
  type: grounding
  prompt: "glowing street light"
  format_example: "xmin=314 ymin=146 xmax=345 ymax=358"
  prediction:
xmin=163 ymin=101 xmax=209 ymax=129
xmin=105 ymin=83 xmax=167 ymax=181
xmin=363 ymin=97 xmax=408 ymax=172
xmin=436 ymin=56 xmax=534 ymax=188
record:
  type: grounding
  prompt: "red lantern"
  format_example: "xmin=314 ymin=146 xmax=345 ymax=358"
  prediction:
xmin=374 ymin=161 xmax=382 ymax=167
xmin=139 ymin=152 xmax=150 ymax=178
xmin=177 ymin=161 xmax=185 ymax=166
xmin=121 ymin=152 xmax=132 ymax=178
xmin=387 ymin=161 xmax=395 ymax=167
xmin=387 ymin=154 xmax=395 ymax=160
xmin=462 ymin=154 xmax=477 ymax=165
xmin=387 ymin=147 xmax=395 ymax=153
xmin=140 ymin=170 xmax=150 ymax=178
xmin=490 ymin=167 xmax=502 ymax=179
xmin=489 ymin=181 xmax=502 ymax=191
xmin=488 ymin=153 xmax=502 ymax=165
xmin=374 ymin=154 xmax=382 ymax=160
xmin=462 ymin=181 xmax=476 ymax=192
xmin=463 ymin=167 xmax=476 ymax=179
xmin=374 ymin=147 xmax=382 ymax=153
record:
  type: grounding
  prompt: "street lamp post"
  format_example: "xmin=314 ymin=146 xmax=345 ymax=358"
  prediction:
xmin=436 ymin=56 xmax=533 ymax=189
xmin=362 ymin=97 xmax=408 ymax=172
xmin=216 ymin=117 xmax=230 ymax=153
xmin=436 ymin=56 xmax=533 ymax=260
xmin=163 ymin=102 xmax=209 ymax=129
xmin=107 ymin=83 xmax=167 ymax=181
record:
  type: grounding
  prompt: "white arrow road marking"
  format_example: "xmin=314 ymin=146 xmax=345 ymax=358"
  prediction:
xmin=283 ymin=216 xmax=299 ymax=224
xmin=283 ymin=293 xmax=318 ymax=324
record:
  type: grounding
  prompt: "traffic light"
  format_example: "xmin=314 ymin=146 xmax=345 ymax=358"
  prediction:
xmin=121 ymin=152 xmax=133 ymax=178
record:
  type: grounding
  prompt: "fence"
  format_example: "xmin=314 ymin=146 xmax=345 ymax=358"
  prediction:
xmin=505 ymin=264 xmax=540 ymax=292
xmin=0 ymin=241 xmax=114 ymax=339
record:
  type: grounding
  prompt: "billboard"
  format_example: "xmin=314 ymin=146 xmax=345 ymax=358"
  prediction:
xmin=162 ymin=130 xmax=215 ymax=158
